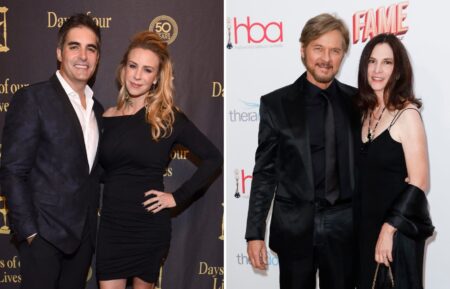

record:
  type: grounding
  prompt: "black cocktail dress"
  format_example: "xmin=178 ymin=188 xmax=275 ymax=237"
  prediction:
xmin=96 ymin=108 xmax=221 ymax=282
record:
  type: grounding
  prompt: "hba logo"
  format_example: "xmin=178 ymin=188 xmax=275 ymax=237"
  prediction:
xmin=0 ymin=6 xmax=9 ymax=53
xmin=233 ymin=169 xmax=252 ymax=198
xmin=227 ymin=17 xmax=283 ymax=48
xmin=352 ymin=1 xmax=409 ymax=44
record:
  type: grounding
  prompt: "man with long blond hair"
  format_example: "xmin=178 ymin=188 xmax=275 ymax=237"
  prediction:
xmin=245 ymin=13 xmax=359 ymax=289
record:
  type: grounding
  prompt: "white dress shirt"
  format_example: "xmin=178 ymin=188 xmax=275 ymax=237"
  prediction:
xmin=56 ymin=70 xmax=99 ymax=173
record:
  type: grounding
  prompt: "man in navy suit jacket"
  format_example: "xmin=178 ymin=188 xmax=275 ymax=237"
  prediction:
xmin=0 ymin=13 xmax=104 ymax=289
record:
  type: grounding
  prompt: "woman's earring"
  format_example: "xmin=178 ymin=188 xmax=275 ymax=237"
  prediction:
xmin=151 ymin=81 xmax=158 ymax=91
xmin=123 ymin=85 xmax=131 ymax=104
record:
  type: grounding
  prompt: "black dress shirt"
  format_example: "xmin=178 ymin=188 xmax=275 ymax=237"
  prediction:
xmin=303 ymin=77 xmax=352 ymax=203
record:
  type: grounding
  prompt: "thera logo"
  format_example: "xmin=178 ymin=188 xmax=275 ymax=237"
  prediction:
xmin=228 ymin=100 xmax=260 ymax=122
xmin=236 ymin=252 xmax=279 ymax=266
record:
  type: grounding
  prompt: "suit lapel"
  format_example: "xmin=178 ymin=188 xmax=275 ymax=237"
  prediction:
xmin=336 ymin=81 xmax=357 ymax=192
xmin=50 ymin=75 xmax=89 ymax=172
xmin=281 ymin=74 xmax=314 ymax=193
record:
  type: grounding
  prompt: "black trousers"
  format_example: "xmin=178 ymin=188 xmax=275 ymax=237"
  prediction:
xmin=278 ymin=202 xmax=354 ymax=289
xmin=18 ymin=227 xmax=93 ymax=289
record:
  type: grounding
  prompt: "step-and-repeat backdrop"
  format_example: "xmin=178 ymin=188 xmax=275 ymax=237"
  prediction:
xmin=0 ymin=1 xmax=223 ymax=289
xmin=226 ymin=1 xmax=449 ymax=288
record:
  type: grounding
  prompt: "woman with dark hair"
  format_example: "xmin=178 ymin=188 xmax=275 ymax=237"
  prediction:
xmin=355 ymin=33 xmax=434 ymax=288
xmin=95 ymin=31 xmax=222 ymax=289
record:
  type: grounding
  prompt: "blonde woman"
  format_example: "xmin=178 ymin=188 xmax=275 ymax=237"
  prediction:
xmin=96 ymin=31 xmax=222 ymax=289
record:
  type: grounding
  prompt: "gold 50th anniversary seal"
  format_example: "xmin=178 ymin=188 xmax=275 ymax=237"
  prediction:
xmin=149 ymin=15 xmax=178 ymax=45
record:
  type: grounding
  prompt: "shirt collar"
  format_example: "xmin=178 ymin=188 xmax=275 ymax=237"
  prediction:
xmin=323 ymin=79 xmax=338 ymax=98
xmin=303 ymin=76 xmax=338 ymax=102
xmin=56 ymin=70 xmax=94 ymax=100
xmin=304 ymin=76 xmax=337 ymax=95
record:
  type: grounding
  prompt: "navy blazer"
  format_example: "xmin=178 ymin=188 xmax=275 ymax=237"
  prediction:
xmin=245 ymin=73 xmax=359 ymax=256
xmin=0 ymin=74 xmax=103 ymax=254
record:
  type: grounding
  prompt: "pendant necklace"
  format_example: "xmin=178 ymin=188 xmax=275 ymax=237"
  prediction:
xmin=367 ymin=106 xmax=386 ymax=142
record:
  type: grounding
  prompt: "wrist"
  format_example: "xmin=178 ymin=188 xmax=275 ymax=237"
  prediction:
xmin=383 ymin=223 xmax=397 ymax=234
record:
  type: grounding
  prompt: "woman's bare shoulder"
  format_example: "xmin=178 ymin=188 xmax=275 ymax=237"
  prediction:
xmin=103 ymin=106 xmax=120 ymax=117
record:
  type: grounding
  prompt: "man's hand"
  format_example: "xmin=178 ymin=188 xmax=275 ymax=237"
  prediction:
xmin=247 ymin=240 xmax=268 ymax=270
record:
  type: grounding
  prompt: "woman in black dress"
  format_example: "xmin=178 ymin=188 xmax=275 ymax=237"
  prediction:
xmin=355 ymin=33 xmax=434 ymax=288
xmin=96 ymin=31 xmax=222 ymax=289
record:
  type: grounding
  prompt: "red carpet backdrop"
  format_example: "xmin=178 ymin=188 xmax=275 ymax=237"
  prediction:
xmin=0 ymin=1 xmax=223 ymax=289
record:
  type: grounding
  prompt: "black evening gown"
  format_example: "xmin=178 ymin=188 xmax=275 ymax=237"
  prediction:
xmin=96 ymin=108 xmax=221 ymax=283
xmin=356 ymin=127 xmax=426 ymax=289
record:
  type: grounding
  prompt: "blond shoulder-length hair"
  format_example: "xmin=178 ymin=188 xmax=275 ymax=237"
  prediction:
xmin=117 ymin=31 xmax=176 ymax=140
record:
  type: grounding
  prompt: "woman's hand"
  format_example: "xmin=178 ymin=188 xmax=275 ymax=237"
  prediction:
xmin=143 ymin=190 xmax=177 ymax=213
xmin=375 ymin=223 xmax=397 ymax=266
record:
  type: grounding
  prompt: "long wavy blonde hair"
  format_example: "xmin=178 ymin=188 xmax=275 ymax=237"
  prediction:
xmin=117 ymin=31 xmax=176 ymax=140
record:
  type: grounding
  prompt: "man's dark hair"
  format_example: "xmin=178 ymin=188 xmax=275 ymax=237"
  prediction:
xmin=57 ymin=13 xmax=101 ymax=52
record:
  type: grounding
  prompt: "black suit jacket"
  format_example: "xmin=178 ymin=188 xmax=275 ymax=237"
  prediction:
xmin=0 ymin=74 xmax=104 ymax=254
xmin=245 ymin=73 xmax=359 ymax=256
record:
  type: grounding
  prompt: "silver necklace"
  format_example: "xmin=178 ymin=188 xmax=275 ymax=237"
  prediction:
xmin=367 ymin=106 xmax=386 ymax=142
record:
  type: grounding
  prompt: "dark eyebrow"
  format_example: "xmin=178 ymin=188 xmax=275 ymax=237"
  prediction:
xmin=66 ymin=41 xmax=98 ymax=50
xmin=368 ymin=57 xmax=393 ymax=61
xmin=87 ymin=43 xmax=98 ymax=50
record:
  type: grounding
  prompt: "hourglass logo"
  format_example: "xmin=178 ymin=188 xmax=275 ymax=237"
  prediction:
xmin=0 ymin=7 xmax=9 ymax=53
xmin=0 ymin=195 xmax=10 ymax=234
